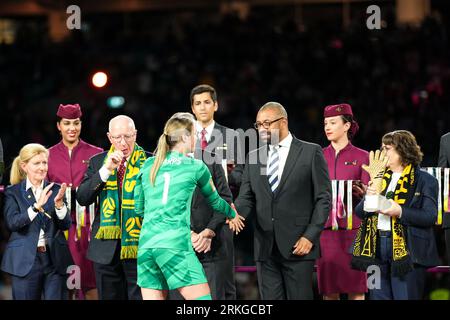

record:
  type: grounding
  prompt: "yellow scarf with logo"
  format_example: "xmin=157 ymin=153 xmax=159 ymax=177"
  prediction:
xmin=96 ymin=144 xmax=147 ymax=259
xmin=351 ymin=164 xmax=415 ymax=277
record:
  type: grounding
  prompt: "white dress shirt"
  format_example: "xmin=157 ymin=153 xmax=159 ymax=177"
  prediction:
xmin=377 ymin=172 xmax=402 ymax=231
xmin=267 ymin=132 xmax=293 ymax=181
xmin=196 ymin=120 xmax=215 ymax=143
xmin=26 ymin=178 xmax=67 ymax=247
xmin=195 ymin=120 xmax=230 ymax=181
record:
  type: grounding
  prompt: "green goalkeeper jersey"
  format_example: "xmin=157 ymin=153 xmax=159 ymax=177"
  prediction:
xmin=135 ymin=151 xmax=235 ymax=251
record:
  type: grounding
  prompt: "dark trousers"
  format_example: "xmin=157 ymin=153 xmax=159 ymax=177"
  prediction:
xmin=203 ymin=259 xmax=226 ymax=300
xmin=219 ymin=227 xmax=236 ymax=300
xmin=12 ymin=250 xmax=67 ymax=300
xmin=370 ymin=232 xmax=409 ymax=300
xmin=256 ymin=242 xmax=315 ymax=300
xmin=94 ymin=240 xmax=141 ymax=300
xmin=445 ymin=227 xmax=450 ymax=264
xmin=407 ymin=266 xmax=427 ymax=300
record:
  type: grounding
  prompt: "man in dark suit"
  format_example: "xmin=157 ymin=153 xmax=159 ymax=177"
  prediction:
xmin=235 ymin=102 xmax=331 ymax=300
xmin=0 ymin=138 xmax=3 ymax=184
xmin=190 ymin=84 xmax=244 ymax=300
xmin=438 ymin=132 xmax=450 ymax=263
xmin=77 ymin=115 xmax=150 ymax=300
xmin=191 ymin=158 xmax=233 ymax=300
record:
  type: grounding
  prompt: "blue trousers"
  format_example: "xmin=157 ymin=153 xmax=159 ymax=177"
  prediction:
xmin=370 ymin=233 xmax=409 ymax=300
xmin=11 ymin=251 xmax=67 ymax=300
xmin=407 ymin=266 xmax=426 ymax=300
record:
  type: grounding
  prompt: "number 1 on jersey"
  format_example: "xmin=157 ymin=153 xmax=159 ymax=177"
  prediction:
xmin=162 ymin=172 xmax=170 ymax=204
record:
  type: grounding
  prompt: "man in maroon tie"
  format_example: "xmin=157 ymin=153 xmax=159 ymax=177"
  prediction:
xmin=189 ymin=84 xmax=244 ymax=300
xmin=116 ymin=157 xmax=126 ymax=193
xmin=200 ymin=129 xmax=208 ymax=151
xmin=77 ymin=115 xmax=151 ymax=300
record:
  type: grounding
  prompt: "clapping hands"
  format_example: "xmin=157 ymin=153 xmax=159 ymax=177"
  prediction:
xmin=35 ymin=182 xmax=55 ymax=209
xmin=54 ymin=183 xmax=67 ymax=209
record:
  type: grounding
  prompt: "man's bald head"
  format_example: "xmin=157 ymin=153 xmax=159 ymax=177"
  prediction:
xmin=108 ymin=115 xmax=135 ymax=132
xmin=107 ymin=115 xmax=137 ymax=158
xmin=256 ymin=102 xmax=289 ymax=144
xmin=258 ymin=102 xmax=288 ymax=119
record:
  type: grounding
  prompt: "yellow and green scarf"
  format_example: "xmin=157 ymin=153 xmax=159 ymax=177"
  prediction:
xmin=351 ymin=164 xmax=415 ymax=278
xmin=96 ymin=144 xmax=147 ymax=259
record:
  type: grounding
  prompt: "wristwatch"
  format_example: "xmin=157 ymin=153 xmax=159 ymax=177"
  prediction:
xmin=32 ymin=203 xmax=43 ymax=213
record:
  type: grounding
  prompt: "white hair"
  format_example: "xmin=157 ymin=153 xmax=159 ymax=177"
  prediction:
xmin=108 ymin=115 xmax=135 ymax=132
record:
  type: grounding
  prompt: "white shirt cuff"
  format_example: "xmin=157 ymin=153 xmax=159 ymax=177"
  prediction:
xmin=99 ymin=165 xmax=113 ymax=182
xmin=28 ymin=206 xmax=39 ymax=221
xmin=55 ymin=205 xmax=68 ymax=220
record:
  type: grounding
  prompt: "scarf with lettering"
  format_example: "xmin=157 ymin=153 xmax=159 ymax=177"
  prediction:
xmin=351 ymin=164 xmax=415 ymax=278
xmin=96 ymin=144 xmax=147 ymax=259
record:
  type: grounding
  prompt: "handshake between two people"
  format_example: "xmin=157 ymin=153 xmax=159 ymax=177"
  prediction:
xmin=362 ymin=149 xmax=402 ymax=217
xmin=191 ymin=203 xmax=245 ymax=254
xmin=226 ymin=203 xmax=246 ymax=234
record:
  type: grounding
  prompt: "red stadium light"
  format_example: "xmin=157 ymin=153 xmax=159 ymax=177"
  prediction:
xmin=92 ymin=71 xmax=108 ymax=88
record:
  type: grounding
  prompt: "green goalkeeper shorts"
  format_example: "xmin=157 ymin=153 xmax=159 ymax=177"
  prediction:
xmin=137 ymin=248 xmax=208 ymax=290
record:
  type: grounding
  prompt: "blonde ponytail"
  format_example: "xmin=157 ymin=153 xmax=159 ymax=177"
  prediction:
xmin=10 ymin=156 xmax=26 ymax=185
xmin=149 ymin=112 xmax=195 ymax=186
xmin=150 ymin=134 xmax=170 ymax=186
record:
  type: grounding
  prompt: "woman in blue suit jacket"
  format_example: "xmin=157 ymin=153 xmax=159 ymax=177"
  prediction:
xmin=1 ymin=143 xmax=73 ymax=300
xmin=352 ymin=130 xmax=440 ymax=300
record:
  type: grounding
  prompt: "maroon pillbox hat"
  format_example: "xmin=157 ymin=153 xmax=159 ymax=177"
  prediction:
xmin=56 ymin=104 xmax=82 ymax=119
xmin=323 ymin=103 xmax=353 ymax=118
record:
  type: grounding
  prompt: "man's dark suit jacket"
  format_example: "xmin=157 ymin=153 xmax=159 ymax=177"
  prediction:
xmin=191 ymin=150 xmax=233 ymax=262
xmin=76 ymin=150 xmax=151 ymax=265
xmin=235 ymin=137 xmax=331 ymax=262
xmin=1 ymin=180 xmax=73 ymax=277
xmin=439 ymin=132 xmax=450 ymax=229
xmin=0 ymin=138 xmax=3 ymax=184
xmin=201 ymin=122 xmax=244 ymax=188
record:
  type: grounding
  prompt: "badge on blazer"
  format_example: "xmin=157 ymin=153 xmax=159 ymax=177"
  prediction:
xmin=216 ymin=144 xmax=228 ymax=150
xmin=344 ymin=160 xmax=358 ymax=166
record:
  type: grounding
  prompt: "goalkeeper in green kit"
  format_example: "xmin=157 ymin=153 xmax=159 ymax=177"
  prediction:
xmin=134 ymin=112 xmax=245 ymax=300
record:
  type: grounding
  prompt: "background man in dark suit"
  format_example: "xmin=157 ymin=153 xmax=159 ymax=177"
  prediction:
xmin=438 ymin=132 xmax=450 ymax=168
xmin=235 ymin=102 xmax=331 ymax=300
xmin=170 ymin=155 xmax=233 ymax=300
xmin=77 ymin=115 xmax=150 ymax=300
xmin=190 ymin=84 xmax=244 ymax=300
xmin=438 ymin=132 xmax=450 ymax=263
xmin=0 ymin=138 xmax=3 ymax=184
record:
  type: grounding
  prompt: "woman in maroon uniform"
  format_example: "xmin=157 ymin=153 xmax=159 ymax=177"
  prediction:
xmin=47 ymin=104 xmax=103 ymax=299
xmin=317 ymin=104 xmax=369 ymax=300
